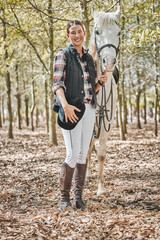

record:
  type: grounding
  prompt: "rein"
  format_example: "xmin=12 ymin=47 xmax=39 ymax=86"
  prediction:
xmin=93 ymin=25 xmax=119 ymax=139
xmin=94 ymin=80 xmax=113 ymax=138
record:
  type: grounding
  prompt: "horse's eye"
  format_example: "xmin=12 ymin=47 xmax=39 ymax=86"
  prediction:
xmin=95 ymin=30 xmax=100 ymax=35
xmin=118 ymin=31 xmax=121 ymax=36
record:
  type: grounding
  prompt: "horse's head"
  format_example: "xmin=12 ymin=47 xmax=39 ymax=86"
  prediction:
xmin=90 ymin=7 xmax=121 ymax=73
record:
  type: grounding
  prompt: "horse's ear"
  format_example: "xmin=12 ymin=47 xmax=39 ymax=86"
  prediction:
xmin=115 ymin=6 xmax=121 ymax=23
xmin=92 ymin=10 xmax=99 ymax=22
xmin=91 ymin=7 xmax=94 ymax=17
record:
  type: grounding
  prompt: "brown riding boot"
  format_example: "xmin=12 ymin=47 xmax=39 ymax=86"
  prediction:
xmin=59 ymin=162 xmax=74 ymax=210
xmin=74 ymin=163 xmax=87 ymax=211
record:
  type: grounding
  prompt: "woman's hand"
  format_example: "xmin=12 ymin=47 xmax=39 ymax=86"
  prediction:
xmin=63 ymin=103 xmax=81 ymax=123
xmin=56 ymin=88 xmax=81 ymax=123
xmin=99 ymin=73 xmax=108 ymax=85
xmin=95 ymin=73 xmax=108 ymax=92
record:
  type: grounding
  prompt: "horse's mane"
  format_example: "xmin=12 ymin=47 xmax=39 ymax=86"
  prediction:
xmin=95 ymin=11 xmax=118 ymax=27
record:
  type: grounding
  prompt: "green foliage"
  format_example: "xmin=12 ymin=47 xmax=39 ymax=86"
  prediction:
xmin=0 ymin=0 xmax=159 ymax=117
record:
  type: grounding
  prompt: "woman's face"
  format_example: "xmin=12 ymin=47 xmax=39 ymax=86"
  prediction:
xmin=67 ymin=24 xmax=85 ymax=49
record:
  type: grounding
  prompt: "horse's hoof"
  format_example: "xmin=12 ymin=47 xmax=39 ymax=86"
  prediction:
xmin=97 ymin=189 xmax=107 ymax=197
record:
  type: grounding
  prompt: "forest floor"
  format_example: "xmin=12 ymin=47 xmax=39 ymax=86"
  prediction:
xmin=0 ymin=121 xmax=160 ymax=240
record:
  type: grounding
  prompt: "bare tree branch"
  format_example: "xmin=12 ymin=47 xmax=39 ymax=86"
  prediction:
xmin=26 ymin=0 xmax=71 ymax=21
xmin=106 ymin=0 xmax=120 ymax=12
xmin=8 ymin=5 xmax=48 ymax=72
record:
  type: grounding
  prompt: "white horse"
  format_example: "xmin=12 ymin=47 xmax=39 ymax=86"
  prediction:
xmin=87 ymin=7 xmax=121 ymax=196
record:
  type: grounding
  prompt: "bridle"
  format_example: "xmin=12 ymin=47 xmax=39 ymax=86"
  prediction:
xmin=95 ymin=29 xmax=120 ymax=58
xmin=93 ymin=25 xmax=120 ymax=139
xmin=94 ymin=27 xmax=120 ymax=73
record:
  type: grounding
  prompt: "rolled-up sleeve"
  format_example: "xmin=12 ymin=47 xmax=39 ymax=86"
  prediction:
xmin=52 ymin=50 xmax=67 ymax=94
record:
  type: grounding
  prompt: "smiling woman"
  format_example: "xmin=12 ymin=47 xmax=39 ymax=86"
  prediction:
xmin=52 ymin=20 xmax=108 ymax=211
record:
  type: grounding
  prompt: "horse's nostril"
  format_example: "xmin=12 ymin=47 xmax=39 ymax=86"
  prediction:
xmin=113 ymin=58 xmax=116 ymax=64
xmin=103 ymin=58 xmax=106 ymax=64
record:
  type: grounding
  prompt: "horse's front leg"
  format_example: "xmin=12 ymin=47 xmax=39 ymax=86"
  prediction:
xmin=97 ymin=130 xmax=107 ymax=196
xmin=86 ymin=137 xmax=94 ymax=180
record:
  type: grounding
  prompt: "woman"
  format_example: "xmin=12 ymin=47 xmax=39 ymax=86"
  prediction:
xmin=53 ymin=20 xmax=107 ymax=211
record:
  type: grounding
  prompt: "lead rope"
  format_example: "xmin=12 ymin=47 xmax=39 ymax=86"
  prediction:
xmin=94 ymin=79 xmax=114 ymax=138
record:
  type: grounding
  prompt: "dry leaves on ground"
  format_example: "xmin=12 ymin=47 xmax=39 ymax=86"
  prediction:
xmin=0 ymin=122 xmax=160 ymax=239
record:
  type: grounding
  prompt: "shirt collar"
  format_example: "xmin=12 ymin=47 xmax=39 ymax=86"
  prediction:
xmin=69 ymin=44 xmax=87 ymax=55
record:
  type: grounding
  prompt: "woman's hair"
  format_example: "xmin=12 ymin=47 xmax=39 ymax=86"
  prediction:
xmin=67 ymin=20 xmax=85 ymax=34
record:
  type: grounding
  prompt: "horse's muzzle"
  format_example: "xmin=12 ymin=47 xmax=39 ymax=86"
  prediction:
xmin=102 ymin=56 xmax=116 ymax=72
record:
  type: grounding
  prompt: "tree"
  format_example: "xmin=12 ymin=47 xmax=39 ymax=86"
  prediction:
xmin=1 ymin=9 xmax=13 ymax=138
xmin=0 ymin=0 xmax=159 ymax=140
xmin=47 ymin=0 xmax=57 ymax=145
xmin=154 ymin=38 xmax=159 ymax=136
xmin=15 ymin=62 xmax=22 ymax=129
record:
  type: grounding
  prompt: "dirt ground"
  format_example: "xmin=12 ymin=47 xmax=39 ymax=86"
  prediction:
xmin=0 ymin=121 xmax=160 ymax=240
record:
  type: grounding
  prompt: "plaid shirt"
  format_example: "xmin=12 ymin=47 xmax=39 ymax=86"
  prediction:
xmin=53 ymin=46 xmax=93 ymax=103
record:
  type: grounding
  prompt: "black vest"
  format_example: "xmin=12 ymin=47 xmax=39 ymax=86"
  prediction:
xmin=53 ymin=45 xmax=97 ymax=112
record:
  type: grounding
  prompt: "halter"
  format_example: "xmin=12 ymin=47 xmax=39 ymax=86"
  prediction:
xmin=96 ymin=43 xmax=119 ymax=58
xmin=94 ymin=28 xmax=120 ymax=59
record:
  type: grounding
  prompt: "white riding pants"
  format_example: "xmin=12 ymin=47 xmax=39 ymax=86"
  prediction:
xmin=61 ymin=104 xmax=96 ymax=168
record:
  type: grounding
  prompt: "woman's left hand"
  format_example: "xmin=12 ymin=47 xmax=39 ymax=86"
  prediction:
xmin=99 ymin=73 xmax=108 ymax=85
xmin=95 ymin=72 xmax=108 ymax=93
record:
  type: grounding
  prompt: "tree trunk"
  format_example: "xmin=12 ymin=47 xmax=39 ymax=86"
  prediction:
xmin=79 ymin=0 xmax=90 ymax=48
xmin=136 ymin=16 xmax=142 ymax=129
xmin=124 ymin=96 xmax=128 ymax=124
xmin=117 ymin=30 xmax=125 ymax=140
xmin=0 ymin=91 xmax=4 ymax=127
xmin=117 ymin=81 xmax=126 ymax=140
xmin=2 ymin=95 xmax=5 ymax=124
xmin=36 ymin=107 xmax=39 ymax=128
xmin=30 ymin=78 xmax=35 ymax=131
xmin=158 ymin=103 xmax=160 ymax=123
xmin=121 ymin=12 xmax=127 ymax=134
xmin=159 ymin=102 xmax=160 ymax=123
xmin=129 ymin=72 xmax=133 ymax=123
xmin=154 ymin=86 xmax=158 ymax=136
xmin=44 ymin=75 xmax=49 ymax=132
xmin=136 ymin=69 xmax=141 ymax=129
xmin=136 ymin=93 xmax=141 ymax=129
xmin=23 ymin=78 xmax=29 ymax=126
xmin=143 ymin=84 xmax=147 ymax=124
xmin=48 ymin=0 xmax=57 ymax=145
xmin=2 ymin=14 xmax=13 ymax=138
xmin=25 ymin=96 xmax=29 ymax=127
xmin=0 ymin=106 xmax=2 ymax=127
xmin=30 ymin=50 xmax=36 ymax=132
xmin=6 ymin=72 xmax=13 ymax=138
xmin=15 ymin=63 xmax=22 ymax=129
xmin=116 ymin=104 xmax=119 ymax=128
xmin=154 ymin=39 xmax=159 ymax=136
